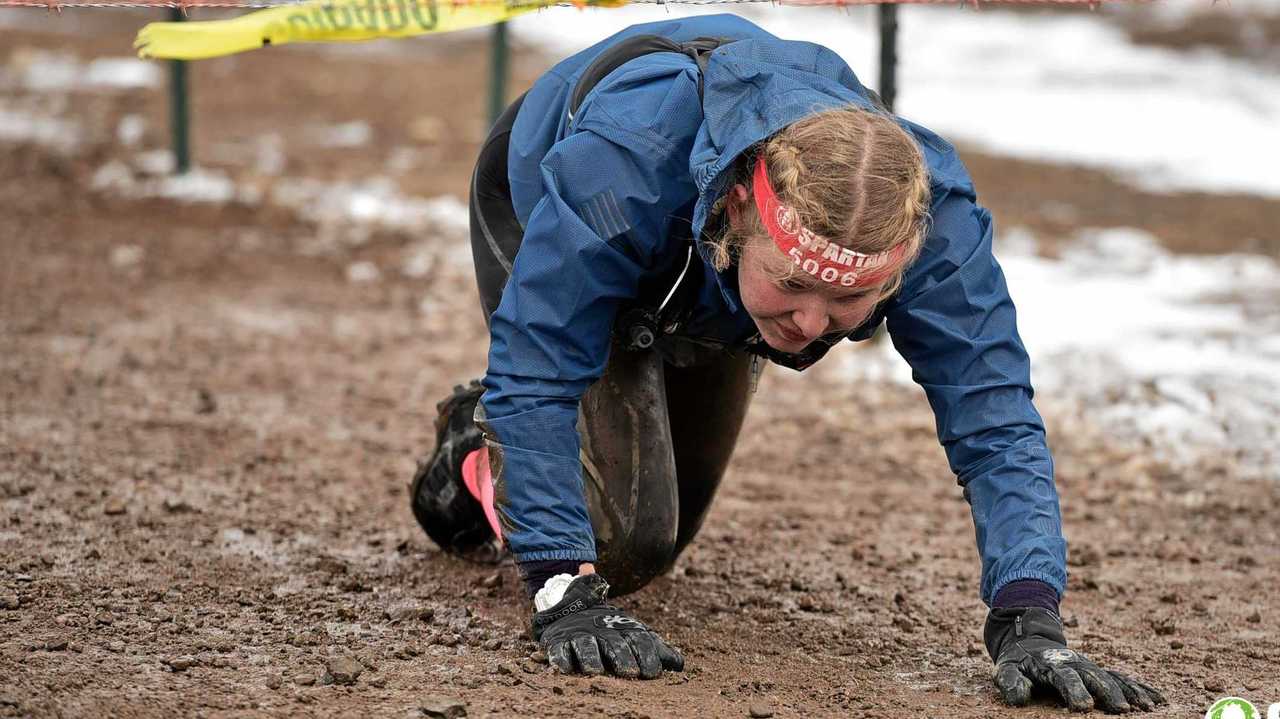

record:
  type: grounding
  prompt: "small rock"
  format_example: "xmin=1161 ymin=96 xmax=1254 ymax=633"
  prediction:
xmin=195 ymin=388 xmax=217 ymax=415
xmin=0 ymin=594 xmax=19 ymax=610
xmin=346 ymin=261 xmax=381 ymax=283
xmin=1205 ymin=677 xmax=1227 ymax=693
xmin=167 ymin=656 xmax=197 ymax=671
xmin=1191 ymin=602 xmax=1208 ymax=614
xmin=110 ymin=244 xmax=145 ymax=268
xmin=481 ymin=638 xmax=503 ymax=651
xmin=385 ymin=603 xmax=434 ymax=623
xmin=326 ymin=655 xmax=363 ymax=685
xmin=748 ymin=704 xmax=775 ymax=718
xmin=520 ymin=660 xmax=543 ymax=675
xmin=104 ymin=500 xmax=127 ymax=516
xmin=419 ymin=695 xmax=467 ymax=718
xmin=1246 ymin=611 xmax=1261 ymax=623
xmin=588 ymin=679 xmax=608 ymax=695
xmin=1063 ymin=615 xmax=1079 ymax=628
xmin=480 ymin=573 xmax=503 ymax=589
xmin=1151 ymin=619 xmax=1176 ymax=636
xmin=45 ymin=640 xmax=68 ymax=652
xmin=529 ymin=649 xmax=548 ymax=663
xmin=1169 ymin=640 xmax=1184 ymax=650
xmin=370 ymin=677 xmax=387 ymax=688
xmin=265 ymin=675 xmax=282 ymax=690
xmin=394 ymin=644 xmax=421 ymax=659
xmin=293 ymin=673 xmax=316 ymax=686
xmin=163 ymin=497 xmax=195 ymax=514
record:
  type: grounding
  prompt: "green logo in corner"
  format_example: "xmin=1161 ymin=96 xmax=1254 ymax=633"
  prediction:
xmin=1207 ymin=697 xmax=1259 ymax=719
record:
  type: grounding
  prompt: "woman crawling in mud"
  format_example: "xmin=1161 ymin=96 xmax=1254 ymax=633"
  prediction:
xmin=409 ymin=14 xmax=1165 ymax=713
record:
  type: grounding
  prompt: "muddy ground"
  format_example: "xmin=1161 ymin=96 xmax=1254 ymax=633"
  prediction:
xmin=1 ymin=8 xmax=1278 ymax=718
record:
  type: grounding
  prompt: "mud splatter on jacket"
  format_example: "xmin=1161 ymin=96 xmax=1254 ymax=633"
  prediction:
xmin=480 ymin=14 xmax=1067 ymax=605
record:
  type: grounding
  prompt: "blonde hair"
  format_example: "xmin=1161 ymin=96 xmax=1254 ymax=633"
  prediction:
xmin=708 ymin=105 xmax=931 ymax=299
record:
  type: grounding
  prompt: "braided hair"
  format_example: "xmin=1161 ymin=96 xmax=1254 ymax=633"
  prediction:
xmin=708 ymin=105 xmax=931 ymax=300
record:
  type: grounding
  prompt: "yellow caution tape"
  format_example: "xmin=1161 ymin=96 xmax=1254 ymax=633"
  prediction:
xmin=135 ymin=0 xmax=626 ymax=60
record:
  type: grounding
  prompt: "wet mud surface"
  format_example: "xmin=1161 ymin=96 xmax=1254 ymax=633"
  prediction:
xmin=2 ymin=10 xmax=1278 ymax=718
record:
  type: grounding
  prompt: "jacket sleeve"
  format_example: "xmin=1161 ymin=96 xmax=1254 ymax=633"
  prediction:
xmin=479 ymin=82 xmax=701 ymax=563
xmin=883 ymin=189 xmax=1068 ymax=606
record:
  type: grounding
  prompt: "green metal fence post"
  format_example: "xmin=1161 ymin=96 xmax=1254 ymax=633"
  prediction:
xmin=488 ymin=21 xmax=509 ymax=129
xmin=877 ymin=2 xmax=898 ymax=112
xmin=168 ymin=6 xmax=191 ymax=174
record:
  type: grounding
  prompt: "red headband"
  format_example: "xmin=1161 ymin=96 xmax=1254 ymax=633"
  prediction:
xmin=752 ymin=156 xmax=906 ymax=288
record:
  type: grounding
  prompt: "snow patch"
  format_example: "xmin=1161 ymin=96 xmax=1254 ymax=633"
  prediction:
xmin=0 ymin=106 xmax=81 ymax=154
xmin=843 ymin=227 xmax=1280 ymax=479
xmin=511 ymin=5 xmax=1280 ymax=197
xmin=14 ymin=49 xmax=161 ymax=91
xmin=307 ymin=121 xmax=372 ymax=148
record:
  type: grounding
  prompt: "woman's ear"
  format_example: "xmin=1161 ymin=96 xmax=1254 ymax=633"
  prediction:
xmin=726 ymin=184 xmax=749 ymax=228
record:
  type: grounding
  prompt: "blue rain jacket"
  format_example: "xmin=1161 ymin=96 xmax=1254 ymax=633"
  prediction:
xmin=480 ymin=14 xmax=1067 ymax=605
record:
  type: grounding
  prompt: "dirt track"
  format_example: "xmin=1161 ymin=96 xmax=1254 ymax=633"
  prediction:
xmin=2 ymin=10 xmax=1278 ymax=718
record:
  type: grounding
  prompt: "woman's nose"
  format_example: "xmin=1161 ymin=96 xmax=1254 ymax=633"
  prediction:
xmin=791 ymin=303 xmax=830 ymax=340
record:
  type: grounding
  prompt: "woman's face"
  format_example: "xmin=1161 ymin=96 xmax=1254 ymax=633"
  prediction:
xmin=737 ymin=234 xmax=889 ymax=354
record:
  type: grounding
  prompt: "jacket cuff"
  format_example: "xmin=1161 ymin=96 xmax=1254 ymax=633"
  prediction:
xmin=513 ymin=548 xmax=598 ymax=563
xmin=992 ymin=579 xmax=1060 ymax=614
xmin=987 ymin=569 xmax=1065 ymax=607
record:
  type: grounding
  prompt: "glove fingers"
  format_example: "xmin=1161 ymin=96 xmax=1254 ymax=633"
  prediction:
xmin=993 ymin=662 xmax=1033 ymax=706
xmin=1108 ymin=670 xmax=1165 ymax=708
xmin=623 ymin=633 xmax=663 ymax=679
xmin=597 ymin=633 xmax=641 ymax=678
xmin=1109 ymin=673 xmax=1154 ymax=712
xmin=1046 ymin=666 xmax=1094 ymax=712
xmin=547 ymin=641 xmax=576 ymax=674
xmin=654 ymin=635 xmax=684 ymax=672
xmin=1078 ymin=666 xmax=1131 ymax=714
xmin=571 ymin=635 xmax=606 ymax=676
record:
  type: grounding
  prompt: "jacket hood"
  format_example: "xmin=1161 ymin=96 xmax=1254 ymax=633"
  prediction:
xmin=688 ymin=37 xmax=881 ymax=251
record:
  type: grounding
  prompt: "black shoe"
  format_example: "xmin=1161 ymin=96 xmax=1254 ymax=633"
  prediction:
xmin=410 ymin=380 xmax=505 ymax=563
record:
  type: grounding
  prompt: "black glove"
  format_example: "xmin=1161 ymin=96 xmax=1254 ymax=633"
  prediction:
xmin=984 ymin=607 xmax=1166 ymax=713
xmin=531 ymin=574 xmax=683 ymax=679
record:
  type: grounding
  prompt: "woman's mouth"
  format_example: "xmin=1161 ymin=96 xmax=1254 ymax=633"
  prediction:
xmin=775 ymin=321 xmax=808 ymax=344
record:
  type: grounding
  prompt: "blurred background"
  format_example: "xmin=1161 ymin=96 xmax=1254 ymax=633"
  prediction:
xmin=1 ymin=3 xmax=1277 ymax=717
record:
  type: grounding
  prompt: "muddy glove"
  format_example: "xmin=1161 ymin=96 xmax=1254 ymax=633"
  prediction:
xmin=985 ymin=607 xmax=1166 ymax=713
xmin=531 ymin=574 xmax=683 ymax=679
